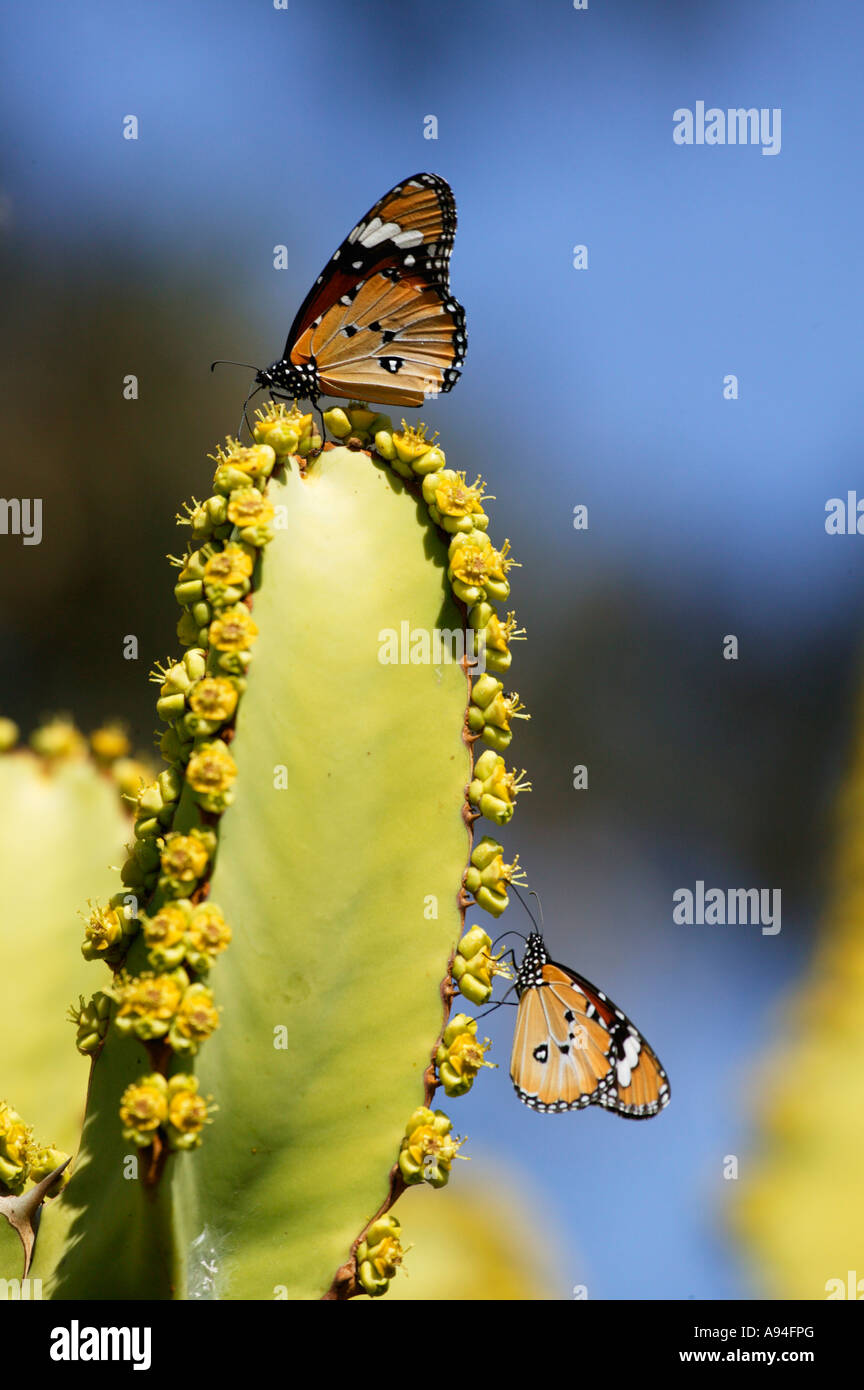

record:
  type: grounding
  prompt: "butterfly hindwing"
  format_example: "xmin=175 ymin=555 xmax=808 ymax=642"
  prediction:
xmin=299 ymin=271 xmax=465 ymax=406
xmin=510 ymin=933 xmax=670 ymax=1120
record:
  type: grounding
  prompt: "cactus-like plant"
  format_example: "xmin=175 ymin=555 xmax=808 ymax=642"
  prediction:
xmin=0 ymin=719 xmax=148 ymax=1155
xmin=731 ymin=683 xmax=864 ymax=1297
xmin=3 ymin=400 xmax=529 ymax=1299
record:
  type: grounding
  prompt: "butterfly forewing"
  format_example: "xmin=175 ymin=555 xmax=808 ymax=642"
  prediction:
xmin=510 ymin=933 xmax=670 ymax=1120
xmin=278 ymin=172 xmax=464 ymax=407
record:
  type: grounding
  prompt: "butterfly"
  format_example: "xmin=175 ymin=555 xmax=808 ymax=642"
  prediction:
xmin=253 ymin=173 xmax=466 ymax=410
xmin=509 ymin=930 xmax=671 ymax=1119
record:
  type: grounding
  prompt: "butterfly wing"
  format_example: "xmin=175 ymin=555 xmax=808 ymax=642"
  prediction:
xmin=285 ymin=172 xmax=458 ymax=352
xmin=282 ymin=173 xmax=466 ymax=407
xmin=294 ymin=270 xmax=465 ymax=406
xmin=511 ymin=961 xmax=670 ymax=1120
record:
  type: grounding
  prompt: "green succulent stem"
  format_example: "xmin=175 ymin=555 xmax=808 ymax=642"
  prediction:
xmin=10 ymin=402 xmax=528 ymax=1301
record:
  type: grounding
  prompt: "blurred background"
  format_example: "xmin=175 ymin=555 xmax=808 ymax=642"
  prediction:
xmin=2 ymin=0 xmax=863 ymax=1299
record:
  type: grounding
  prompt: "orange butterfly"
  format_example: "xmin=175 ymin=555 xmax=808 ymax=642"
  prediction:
xmin=255 ymin=173 xmax=466 ymax=409
xmin=510 ymin=930 xmax=671 ymax=1119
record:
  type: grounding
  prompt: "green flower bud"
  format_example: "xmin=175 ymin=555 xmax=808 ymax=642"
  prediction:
xmin=174 ymin=576 xmax=204 ymax=606
xmin=158 ymin=767 xmax=183 ymax=802
xmin=177 ymin=609 xmax=205 ymax=648
xmin=134 ymin=815 xmax=161 ymax=840
xmin=374 ymin=428 xmax=397 ymax=461
xmin=29 ymin=1145 xmax=72 ymax=1192
xmin=68 ymin=991 xmax=112 ymax=1055
xmin=323 ymin=407 xmax=352 ymax=439
xmin=187 ymin=493 xmax=230 ymax=539
xmin=212 ymin=462 xmax=256 ymax=495
xmin=158 ymin=724 xmax=192 ymax=766
xmin=412 ymin=444 xmax=446 ymax=475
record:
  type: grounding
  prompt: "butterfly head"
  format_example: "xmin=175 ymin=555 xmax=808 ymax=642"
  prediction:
xmin=255 ymin=358 xmax=320 ymax=405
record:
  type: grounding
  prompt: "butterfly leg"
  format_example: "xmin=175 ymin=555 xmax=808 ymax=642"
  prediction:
xmin=238 ymin=383 xmax=263 ymax=440
xmin=312 ymin=399 xmax=326 ymax=449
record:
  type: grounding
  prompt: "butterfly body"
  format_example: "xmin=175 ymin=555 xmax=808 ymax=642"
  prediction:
xmin=510 ymin=930 xmax=670 ymax=1119
xmin=259 ymin=173 xmax=466 ymax=410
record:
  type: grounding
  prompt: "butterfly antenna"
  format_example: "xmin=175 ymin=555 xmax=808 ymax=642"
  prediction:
xmin=511 ymin=882 xmax=543 ymax=933
xmin=490 ymin=927 xmax=527 ymax=951
xmin=210 ymin=359 xmax=261 ymax=373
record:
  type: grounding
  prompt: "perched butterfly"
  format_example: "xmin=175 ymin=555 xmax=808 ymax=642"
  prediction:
xmin=253 ymin=172 xmax=466 ymax=410
xmin=510 ymin=930 xmax=670 ymax=1119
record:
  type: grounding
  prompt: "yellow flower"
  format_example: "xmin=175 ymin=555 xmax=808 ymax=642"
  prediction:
xmin=81 ymin=902 xmax=125 ymax=961
xmin=186 ymin=742 xmax=237 ymax=795
xmin=393 ymin=420 xmax=438 ymax=464
xmin=209 ymin=440 xmax=275 ymax=485
xmin=253 ymin=400 xmax=315 ymax=455
xmin=169 ymin=983 xmax=220 ymax=1053
xmin=111 ymin=757 xmax=152 ymax=800
xmin=167 ymin=1087 xmax=209 ymax=1136
xmin=0 ymin=1101 xmax=34 ymax=1191
xmin=185 ymin=904 xmax=232 ymax=969
xmin=398 ymin=1106 xmax=467 ymax=1188
xmin=450 ymin=535 xmax=493 ymax=586
xmin=226 ymin=488 xmax=275 ymax=529
xmin=188 ymin=676 xmax=238 ymax=722
xmin=89 ymin=723 xmax=131 ymax=762
xmin=143 ymin=905 xmax=188 ymax=948
xmin=203 ymin=544 xmax=254 ymax=588
xmin=452 ymin=925 xmax=513 ymax=1005
xmin=486 ymin=538 xmax=517 ymax=582
xmin=436 ymin=1014 xmax=495 ymax=1096
xmin=115 ymin=972 xmax=186 ymax=1041
xmin=370 ymin=1234 xmax=404 ymax=1279
xmin=29 ymin=717 xmax=87 ymax=760
xmin=433 ymin=471 xmax=489 ymax=518
xmin=160 ymin=833 xmax=210 ymax=884
xmin=208 ymin=605 xmax=259 ymax=654
xmin=119 ymin=1074 xmax=168 ymax=1146
xmin=141 ymin=903 xmax=189 ymax=968
xmin=356 ymin=1214 xmax=407 ymax=1297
